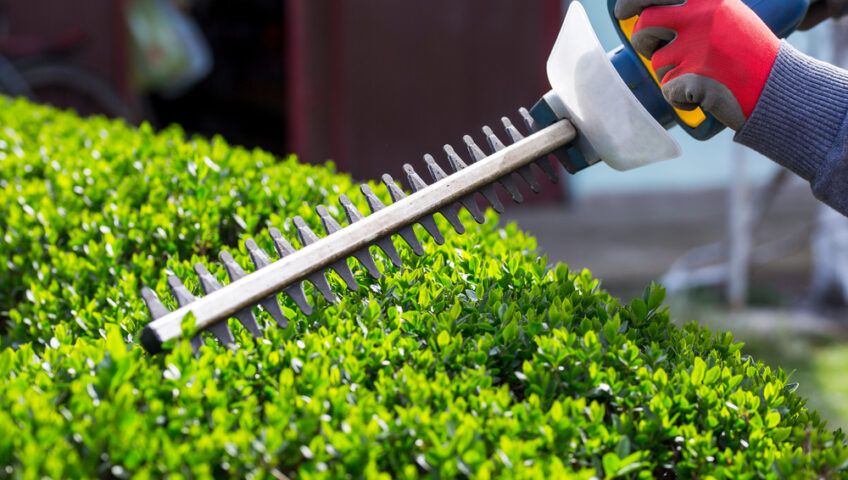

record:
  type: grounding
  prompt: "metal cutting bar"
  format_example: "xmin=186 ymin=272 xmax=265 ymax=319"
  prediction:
xmin=140 ymin=119 xmax=576 ymax=351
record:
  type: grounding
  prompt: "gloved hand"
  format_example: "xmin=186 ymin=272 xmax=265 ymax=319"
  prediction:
xmin=614 ymin=0 xmax=780 ymax=131
xmin=799 ymin=0 xmax=848 ymax=30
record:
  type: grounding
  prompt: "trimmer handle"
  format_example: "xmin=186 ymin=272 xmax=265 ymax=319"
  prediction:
xmin=607 ymin=0 xmax=810 ymax=140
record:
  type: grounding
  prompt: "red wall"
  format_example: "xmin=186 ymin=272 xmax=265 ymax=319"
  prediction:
xmin=286 ymin=0 xmax=565 ymax=201
xmin=0 ymin=0 xmax=131 ymax=100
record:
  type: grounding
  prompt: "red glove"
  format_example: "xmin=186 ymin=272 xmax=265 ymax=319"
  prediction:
xmin=615 ymin=0 xmax=781 ymax=130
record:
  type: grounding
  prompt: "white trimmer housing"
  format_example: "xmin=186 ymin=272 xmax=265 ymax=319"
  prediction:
xmin=546 ymin=2 xmax=681 ymax=171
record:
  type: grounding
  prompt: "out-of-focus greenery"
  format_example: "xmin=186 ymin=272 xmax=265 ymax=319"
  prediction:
xmin=812 ymin=345 xmax=848 ymax=425
xmin=1 ymin=98 xmax=847 ymax=479
xmin=671 ymin=298 xmax=848 ymax=433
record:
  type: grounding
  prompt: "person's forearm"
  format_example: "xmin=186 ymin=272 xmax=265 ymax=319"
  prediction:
xmin=735 ymin=42 xmax=848 ymax=215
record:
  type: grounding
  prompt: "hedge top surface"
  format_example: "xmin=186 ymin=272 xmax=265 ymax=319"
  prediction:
xmin=1 ymin=97 xmax=847 ymax=479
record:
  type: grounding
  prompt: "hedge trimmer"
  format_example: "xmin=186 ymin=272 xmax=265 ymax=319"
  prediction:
xmin=140 ymin=0 xmax=809 ymax=353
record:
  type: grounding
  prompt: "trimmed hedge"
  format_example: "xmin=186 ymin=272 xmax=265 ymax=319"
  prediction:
xmin=1 ymin=97 xmax=847 ymax=479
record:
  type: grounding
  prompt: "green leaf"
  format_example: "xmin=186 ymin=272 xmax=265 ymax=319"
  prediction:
xmin=617 ymin=457 xmax=646 ymax=476
xmin=0 ymin=349 xmax=11 ymax=377
xmin=603 ymin=321 xmax=618 ymax=343
xmin=602 ymin=452 xmax=619 ymax=477
xmin=180 ymin=311 xmax=198 ymax=338
xmin=105 ymin=324 xmax=127 ymax=360
xmin=630 ymin=298 xmax=648 ymax=320
xmin=727 ymin=374 xmax=743 ymax=390
xmin=764 ymin=382 xmax=777 ymax=404
xmin=437 ymin=330 xmax=450 ymax=349
xmin=765 ymin=411 xmax=781 ymax=429
xmin=648 ymin=285 xmax=665 ymax=310
xmin=503 ymin=319 xmax=517 ymax=342
xmin=691 ymin=357 xmax=706 ymax=385
xmin=449 ymin=299 xmax=462 ymax=319
xmin=704 ymin=365 xmax=721 ymax=386
xmin=616 ymin=437 xmax=631 ymax=459
xmin=772 ymin=427 xmax=791 ymax=443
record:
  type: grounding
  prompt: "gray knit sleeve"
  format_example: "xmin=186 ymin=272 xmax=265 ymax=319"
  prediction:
xmin=734 ymin=41 xmax=848 ymax=216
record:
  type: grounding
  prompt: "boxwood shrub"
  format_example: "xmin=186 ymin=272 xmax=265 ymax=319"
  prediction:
xmin=1 ymin=97 xmax=847 ymax=479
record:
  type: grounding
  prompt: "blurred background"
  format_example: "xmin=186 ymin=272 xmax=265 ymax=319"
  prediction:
xmin=1 ymin=0 xmax=846 ymax=429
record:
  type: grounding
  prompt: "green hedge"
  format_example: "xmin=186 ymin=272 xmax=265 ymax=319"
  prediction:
xmin=1 ymin=97 xmax=846 ymax=479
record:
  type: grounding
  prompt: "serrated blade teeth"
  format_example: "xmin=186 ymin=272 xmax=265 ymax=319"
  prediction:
xmin=208 ymin=322 xmax=236 ymax=347
xmin=243 ymin=240 xmax=290 ymax=328
xmin=483 ymin=126 xmax=528 ymax=200
xmin=189 ymin=335 xmax=203 ymax=352
xmin=493 ymin=121 xmax=542 ymax=192
xmin=359 ymin=185 xmax=404 ymax=267
xmin=466 ymin=132 xmax=522 ymax=203
xmin=517 ymin=165 xmax=542 ymax=193
xmin=139 ymin=287 xmax=172 ymax=353
xmin=193 ymin=263 xmax=242 ymax=343
xmin=167 ymin=275 xmax=197 ymax=307
xmin=243 ymin=240 xmax=271 ymax=267
xmin=268 ymin=227 xmax=296 ymax=256
xmin=401 ymin=165 xmax=446 ymax=243
xmin=190 ymin=263 xmax=237 ymax=345
xmin=222 ymin=248 xmax=285 ymax=330
xmin=316 ymin=205 xmax=343 ymax=234
xmin=141 ymin=286 xmax=170 ymax=320
xmin=269 ymin=228 xmax=313 ymax=315
xmin=139 ymin=103 xmax=578 ymax=354
xmin=403 ymin=164 xmax=428 ymax=192
xmin=501 ymin=115 xmax=559 ymax=185
xmin=464 ymin=134 xmax=522 ymax=203
xmin=500 ymin=117 xmax=528 ymax=146
xmin=518 ymin=107 xmax=538 ymax=132
xmin=381 ymin=173 xmax=409 ymax=205
xmin=443 ymin=144 xmax=469 ymax=171
xmin=316 ymin=206 xmax=359 ymax=291
xmin=406 ymin=162 xmax=465 ymax=234
xmin=499 ymin=170 xmax=524 ymax=203
xmin=423 ymin=154 xmax=447 ymax=181
xmin=291 ymin=217 xmax=338 ymax=302
xmin=533 ymin=159 xmax=558 ymax=185
xmin=337 ymin=195 xmax=388 ymax=276
xmin=507 ymin=113 xmax=558 ymax=184
xmin=463 ymin=135 xmax=487 ymax=162
xmin=292 ymin=216 xmax=320 ymax=246
xmin=380 ymin=175 xmax=425 ymax=256
xmin=482 ymin=125 xmax=506 ymax=151
xmin=338 ymin=194 xmax=364 ymax=222
xmin=377 ymin=238 xmax=403 ymax=267
xmin=352 ymin=247 xmax=382 ymax=279
xmin=220 ymin=250 xmax=247 ymax=280
xmin=166 ymin=275 xmax=203 ymax=351
xmin=424 ymin=154 xmax=484 ymax=225
xmin=233 ymin=310 xmax=262 ymax=337
xmin=446 ymin=143 xmax=503 ymax=214
xmin=439 ymin=204 xmax=466 ymax=234
xmin=360 ymin=183 xmax=385 ymax=211
xmin=193 ymin=263 xmax=221 ymax=293
xmin=194 ymin=262 xmax=260 ymax=339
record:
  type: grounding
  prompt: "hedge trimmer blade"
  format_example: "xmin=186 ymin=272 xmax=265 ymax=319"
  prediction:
xmin=140 ymin=110 xmax=578 ymax=353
